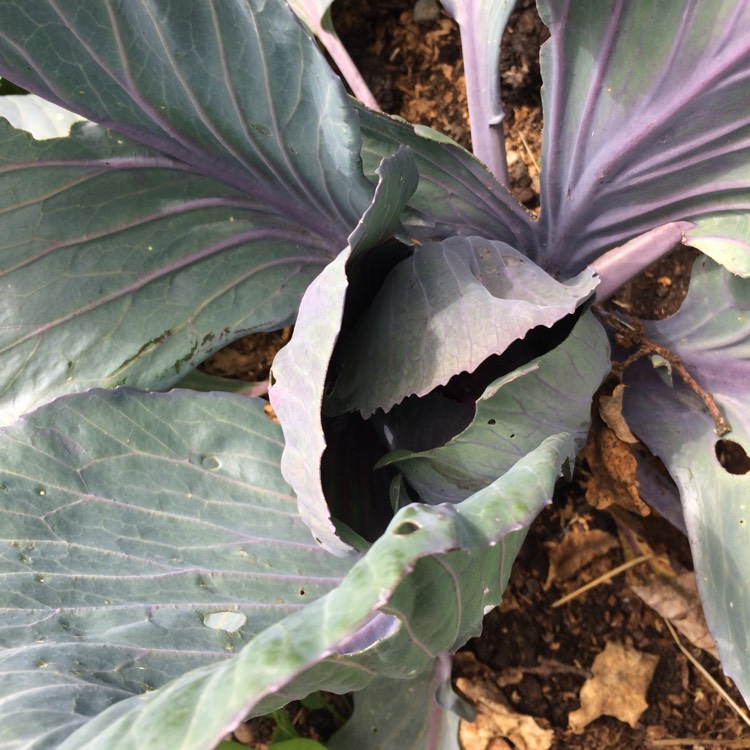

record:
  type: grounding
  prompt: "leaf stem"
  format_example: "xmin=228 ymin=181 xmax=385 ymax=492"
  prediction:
xmin=589 ymin=222 xmax=693 ymax=302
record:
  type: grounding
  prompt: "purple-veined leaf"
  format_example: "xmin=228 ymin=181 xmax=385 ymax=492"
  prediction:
xmin=328 ymin=236 xmax=598 ymax=418
xmin=440 ymin=0 xmax=515 ymax=185
xmin=537 ymin=0 xmax=750 ymax=278
xmin=378 ymin=312 xmax=610 ymax=502
xmin=269 ymin=149 xmax=418 ymax=555
xmin=0 ymin=0 xmax=373 ymax=237
xmin=0 ymin=93 xmax=84 ymax=139
xmin=0 ymin=121 xmax=330 ymax=426
xmin=357 ymin=105 xmax=539 ymax=253
xmin=59 ymin=432 xmax=573 ymax=749
xmin=0 ymin=0 xmax=378 ymax=424
xmin=0 ymin=389 xmax=355 ymax=748
xmin=622 ymin=256 xmax=750 ymax=703
xmin=287 ymin=0 xmax=379 ymax=109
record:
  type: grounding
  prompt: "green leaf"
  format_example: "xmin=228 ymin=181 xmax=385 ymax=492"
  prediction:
xmin=0 ymin=0 xmax=373 ymax=235
xmin=328 ymin=656 xmax=461 ymax=750
xmin=59 ymin=433 xmax=573 ymax=749
xmin=379 ymin=312 xmax=610 ymax=501
xmin=0 ymin=390 xmax=354 ymax=748
xmin=357 ymin=106 xmax=538 ymax=256
xmin=623 ymin=256 xmax=750 ymax=703
xmin=271 ymin=741 xmax=328 ymax=750
xmin=0 ymin=0 xmax=378 ymax=424
xmin=0 ymin=121 xmax=328 ymax=425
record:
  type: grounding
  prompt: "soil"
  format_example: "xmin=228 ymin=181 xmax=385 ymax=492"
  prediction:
xmin=215 ymin=2 xmax=750 ymax=748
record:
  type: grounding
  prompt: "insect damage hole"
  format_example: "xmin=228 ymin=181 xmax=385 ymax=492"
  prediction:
xmin=394 ymin=520 xmax=421 ymax=535
xmin=715 ymin=439 xmax=750 ymax=475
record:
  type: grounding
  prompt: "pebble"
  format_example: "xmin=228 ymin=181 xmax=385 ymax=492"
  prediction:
xmin=414 ymin=0 xmax=440 ymax=24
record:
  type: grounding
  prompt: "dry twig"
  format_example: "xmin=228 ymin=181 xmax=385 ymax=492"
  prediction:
xmin=663 ymin=618 xmax=750 ymax=730
xmin=551 ymin=553 xmax=653 ymax=608
xmin=597 ymin=312 xmax=731 ymax=436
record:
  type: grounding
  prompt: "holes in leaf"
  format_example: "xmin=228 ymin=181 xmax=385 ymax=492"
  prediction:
xmin=199 ymin=454 xmax=220 ymax=470
xmin=487 ymin=418 xmax=497 ymax=426
xmin=715 ymin=439 xmax=750 ymax=475
xmin=394 ymin=520 xmax=421 ymax=535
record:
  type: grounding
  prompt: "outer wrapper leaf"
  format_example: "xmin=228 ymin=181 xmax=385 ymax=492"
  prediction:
xmin=59 ymin=433 xmax=574 ymax=750
xmin=0 ymin=0 xmax=376 ymax=423
xmin=0 ymin=0 xmax=373 ymax=235
xmin=0 ymin=121 xmax=330 ymax=425
xmin=0 ymin=390 xmax=354 ymax=748
xmin=622 ymin=257 xmax=750 ymax=702
xmin=537 ymin=0 xmax=750 ymax=277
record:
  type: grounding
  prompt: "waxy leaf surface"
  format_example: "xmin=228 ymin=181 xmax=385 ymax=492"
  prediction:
xmin=60 ymin=434 xmax=573 ymax=749
xmin=537 ymin=0 xmax=750 ymax=276
xmin=0 ymin=0 xmax=374 ymax=423
xmin=0 ymin=0 xmax=373 ymax=235
xmin=623 ymin=257 xmax=750 ymax=701
xmin=0 ymin=122 xmax=331 ymax=425
xmin=380 ymin=312 xmax=609 ymax=502
xmin=0 ymin=390 xmax=354 ymax=748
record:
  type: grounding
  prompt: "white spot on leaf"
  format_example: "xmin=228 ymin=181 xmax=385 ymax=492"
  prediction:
xmin=203 ymin=611 xmax=247 ymax=633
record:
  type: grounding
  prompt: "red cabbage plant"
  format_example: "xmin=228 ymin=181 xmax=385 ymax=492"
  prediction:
xmin=0 ymin=1 xmax=747 ymax=747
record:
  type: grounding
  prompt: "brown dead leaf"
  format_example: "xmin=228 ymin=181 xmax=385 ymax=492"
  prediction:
xmin=456 ymin=677 xmax=554 ymax=750
xmin=631 ymin=571 xmax=719 ymax=658
xmin=582 ymin=417 xmax=651 ymax=516
xmin=568 ymin=641 xmax=659 ymax=731
xmin=543 ymin=526 xmax=618 ymax=590
xmin=599 ymin=384 xmax=639 ymax=443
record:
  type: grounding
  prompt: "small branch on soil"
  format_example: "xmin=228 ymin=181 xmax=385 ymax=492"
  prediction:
xmin=598 ymin=312 xmax=732 ymax=437
xmin=551 ymin=552 xmax=654 ymax=609
xmin=649 ymin=739 xmax=750 ymax=748
xmin=663 ymin=618 xmax=750 ymax=730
